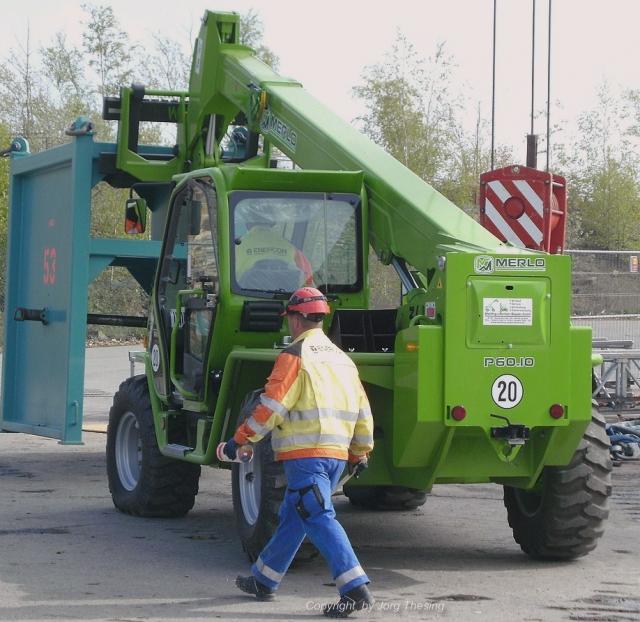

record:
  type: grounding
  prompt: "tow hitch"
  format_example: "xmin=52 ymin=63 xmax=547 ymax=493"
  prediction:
xmin=490 ymin=414 xmax=530 ymax=445
xmin=489 ymin=414 xmax=531 ymax=463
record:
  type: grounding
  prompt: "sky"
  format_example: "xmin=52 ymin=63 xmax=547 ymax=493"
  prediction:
xmin=0 ymin=0 xmax=638 ymax=162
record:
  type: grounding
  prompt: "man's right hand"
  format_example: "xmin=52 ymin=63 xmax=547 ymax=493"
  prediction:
xmin=348 ymin=458 xmax=368 ymax=478
xmin=223 ymin=438 xmax=238 ymax=461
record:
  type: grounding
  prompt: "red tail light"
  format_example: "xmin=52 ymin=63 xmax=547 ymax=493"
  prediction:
xmin=549 ymin=404 xmax=565 ymax=419
xmin=451 ymin=406 xmax=467 ymax=421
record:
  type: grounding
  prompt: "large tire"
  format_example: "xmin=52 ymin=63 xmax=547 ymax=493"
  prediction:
xmin=503 ymin=409 xmax=612 ymax=560
xmin=231 ymin=389 xmax=316 ymax=562
xmin=106 ymin=375 xmax=201 ymax=517
xmin=344 ymin=485 xmax=428 ymax=510
xmin=231 ymin=393 xmax=284 ymax=561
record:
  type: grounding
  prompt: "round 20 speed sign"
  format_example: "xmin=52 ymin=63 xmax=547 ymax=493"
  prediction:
xmin=491 ymin=374 xmax=523 ymax=409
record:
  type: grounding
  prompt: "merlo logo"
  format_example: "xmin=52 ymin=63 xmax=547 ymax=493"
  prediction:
xmin=474 ymin=255 xmax=494 ymax=273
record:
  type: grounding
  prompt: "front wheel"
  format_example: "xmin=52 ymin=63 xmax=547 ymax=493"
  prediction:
xmin=106 ymin=375 xmax=201 ymax=517
xmin=503 ymin=409 xmax=612 ymax=559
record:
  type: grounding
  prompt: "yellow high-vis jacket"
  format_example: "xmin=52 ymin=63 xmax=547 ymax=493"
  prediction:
xmin=234 ymin=328 xmax=374 ymax=462
xmin=234 ymin=226 xmax=314 ymax=286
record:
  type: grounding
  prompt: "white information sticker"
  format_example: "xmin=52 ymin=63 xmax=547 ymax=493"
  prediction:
xmin=491 ymin=374 xmax=523 ymax=409
xmin=483 ymin=298 xmax=532 ymax=326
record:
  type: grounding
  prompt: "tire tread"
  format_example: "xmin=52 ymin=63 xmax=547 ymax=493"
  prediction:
xmin=503 ymin=410 xmax=611 ymax=560
xmin=106 ymin=376 xmax=200 ymax=518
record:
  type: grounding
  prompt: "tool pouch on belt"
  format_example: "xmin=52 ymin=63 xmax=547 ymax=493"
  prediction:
xmin=290 ymin=483 xmax=325 ymax=520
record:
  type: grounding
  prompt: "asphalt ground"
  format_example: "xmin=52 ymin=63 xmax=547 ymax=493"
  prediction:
xmin=0 ymin=346 xmax=639 ymax=622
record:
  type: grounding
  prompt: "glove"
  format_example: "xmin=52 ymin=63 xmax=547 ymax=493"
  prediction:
xmin=223 ymin=438 xmax=238 ymax=461
xmin=348 ymin=457 xmax=368 ymax=478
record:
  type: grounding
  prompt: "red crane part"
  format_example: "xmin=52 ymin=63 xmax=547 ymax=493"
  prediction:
xmin=479 ymin=165 xmax=567 ymax=254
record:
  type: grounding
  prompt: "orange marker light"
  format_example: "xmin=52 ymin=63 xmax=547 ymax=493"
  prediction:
xmin=405 ymin=342 xmax=418 ymax=352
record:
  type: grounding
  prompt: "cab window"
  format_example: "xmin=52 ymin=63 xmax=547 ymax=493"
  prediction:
xmin=157 ymin=178 xmax=218 ymax=330
xmin=230 ymin=191 xmax=361 ymax=297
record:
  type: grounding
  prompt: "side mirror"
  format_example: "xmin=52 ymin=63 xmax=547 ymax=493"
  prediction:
xmin=125 ymin=197 xmax=147 ymax=234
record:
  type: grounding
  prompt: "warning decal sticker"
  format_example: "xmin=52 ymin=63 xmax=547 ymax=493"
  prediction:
xmin=483 ymin=298 xmax=532 ymax=326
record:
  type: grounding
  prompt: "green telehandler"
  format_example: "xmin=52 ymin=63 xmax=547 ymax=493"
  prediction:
xmin=101 ymin=10 xmax=611 ymax=562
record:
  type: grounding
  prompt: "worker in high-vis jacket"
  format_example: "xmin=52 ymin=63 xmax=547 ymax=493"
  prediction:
xmin=222 ymin=287 xmax=375 ymax=618
xmin=235 ymin=223 xmax=314 ymax=291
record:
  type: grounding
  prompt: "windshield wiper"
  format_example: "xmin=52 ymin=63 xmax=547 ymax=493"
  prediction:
xmin=240 ymin=288 xmax=291 ymax=299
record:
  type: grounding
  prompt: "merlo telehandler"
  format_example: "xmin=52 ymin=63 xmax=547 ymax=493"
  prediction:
xmin=4 ymin=10 xmax=611 ymax=562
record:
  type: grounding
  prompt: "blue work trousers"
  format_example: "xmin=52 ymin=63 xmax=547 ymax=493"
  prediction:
xmin=252 ymin=457 xmax=369 ymax=595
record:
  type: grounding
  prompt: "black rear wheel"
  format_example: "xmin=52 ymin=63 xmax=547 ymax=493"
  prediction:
xmin=231 ymin=425 xmax=284 ymax=560
xmin=344 ymin=485 xmax=428 ymax=510
xmin=107 ymin=376 xmax=200 ymax=517
xmin=504 ymin=409 xmax=612 ymax=559
xmin=231 ymin=389 xmax=316 ymax=562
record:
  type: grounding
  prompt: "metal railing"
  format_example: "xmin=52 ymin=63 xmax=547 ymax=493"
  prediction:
xmin=568 ymin=250 xmax=640 ymax=347
xmin=592 ymin=348 xmax=640 ymax=413
xmin=567 ymin=250 xmax=640 ymax=412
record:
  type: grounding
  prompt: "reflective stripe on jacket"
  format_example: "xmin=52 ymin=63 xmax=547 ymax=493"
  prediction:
xmin=234 ymin=328 xmax=374 ymax=461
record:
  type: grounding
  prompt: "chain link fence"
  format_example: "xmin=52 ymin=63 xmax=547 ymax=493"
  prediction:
xmin=568 ymin=250 xmax=640 ymax=347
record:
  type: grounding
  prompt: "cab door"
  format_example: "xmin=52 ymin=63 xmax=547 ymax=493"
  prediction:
xmin=149 ymin=177 xmax=219 ymax=400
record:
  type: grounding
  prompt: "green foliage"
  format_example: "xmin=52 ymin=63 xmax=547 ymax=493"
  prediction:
xmin=239 ymin=10 xmax=279 ymax=70
xmin=142 ymin=34 xmax=191 ymax=91
xmin=0 ymin=34 xmax=60 ymax=152
xmin=369 ymin=249 xmax=401 ymax=309
xmin=0 ymin=6 xmax=278 ymax=345
xmin=42 ymin=32 xmax=86 ymax=102
xmin=556 ymin=83 xmax=640 ymax=250
xmin=0 ymin=122 xmax=10 ymax=312
xmin=353 ymin=34 xmax=511 ymax=217
xmin=355 ymin=34 xmax=640 ymax=254
xmin=353 ymin=33 xmax=514 ymax=301
xmin=81 ymin=3 xmax=135 ymax=99
xmin=570 ymin=159 xmax=640 ymax=249
xmin=2 ymin=4 xmax=638 ymax=351
xmin=354 ymin=36 xmax=453 ymax=181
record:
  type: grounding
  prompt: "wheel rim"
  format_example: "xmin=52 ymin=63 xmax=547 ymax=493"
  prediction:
xmin=238 ymin=450 xmax=262 ymax=526
xmin=115 ymin=411 xmax=142 ymax=491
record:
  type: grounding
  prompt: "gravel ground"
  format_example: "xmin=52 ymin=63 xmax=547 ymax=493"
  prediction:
xmin=0 ymin=346 xmax=638 ymax=622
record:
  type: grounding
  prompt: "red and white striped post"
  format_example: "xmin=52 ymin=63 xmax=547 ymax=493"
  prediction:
xmin=479 ymin=165 xmax=567 ymax=254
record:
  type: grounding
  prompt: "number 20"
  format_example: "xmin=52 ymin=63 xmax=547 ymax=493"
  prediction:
xmin=497 ymin=380 xmax=518 ymax=402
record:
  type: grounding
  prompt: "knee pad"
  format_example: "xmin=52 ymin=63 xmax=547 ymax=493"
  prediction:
xmin=290 ymin=483 xmax=326 ymax=520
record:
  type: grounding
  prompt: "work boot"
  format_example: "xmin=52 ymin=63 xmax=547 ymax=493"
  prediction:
xmin=323 ymin=584 xmax=374 ymax=618
xmin=235 ymin=575 xmax=275 ymax=601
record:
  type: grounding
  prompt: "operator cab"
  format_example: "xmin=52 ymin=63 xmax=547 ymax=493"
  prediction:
xmin=149 ymin=169 xmax=369 ymax=409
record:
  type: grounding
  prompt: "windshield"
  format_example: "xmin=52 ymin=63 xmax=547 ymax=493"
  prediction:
xmin=230 ymin=191 xmax=361 ymax=296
